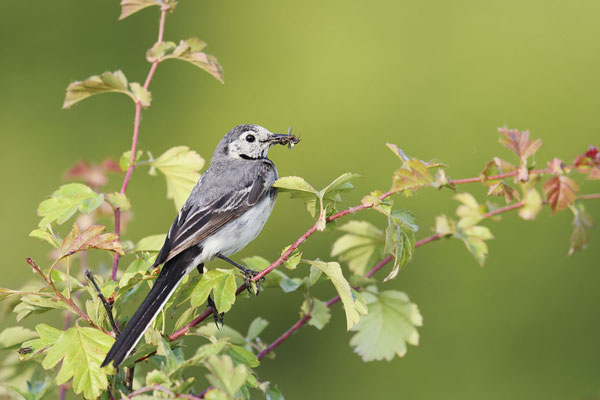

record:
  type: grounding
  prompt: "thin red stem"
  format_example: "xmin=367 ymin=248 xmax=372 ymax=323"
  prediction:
xmin=111 ymin=8 xmax=168 ymax=281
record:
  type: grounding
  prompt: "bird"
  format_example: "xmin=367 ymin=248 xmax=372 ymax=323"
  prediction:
xmin=101 ymin=124 xmax=299 ymax=368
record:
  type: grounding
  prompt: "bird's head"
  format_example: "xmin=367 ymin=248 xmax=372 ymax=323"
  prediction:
xmin=216 ymin=124 xmax=299 ymax=160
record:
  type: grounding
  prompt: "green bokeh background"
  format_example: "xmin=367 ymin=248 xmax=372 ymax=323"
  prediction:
xmin=2 ymin=1 xmax=600 ymax=399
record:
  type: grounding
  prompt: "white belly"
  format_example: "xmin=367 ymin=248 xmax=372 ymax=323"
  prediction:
xmin=195 ymin=195 xmax=276 ymax=265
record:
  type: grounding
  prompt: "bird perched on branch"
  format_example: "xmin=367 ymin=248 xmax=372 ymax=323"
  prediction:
xmin=102 ymin=124 xmax=299 ymax=368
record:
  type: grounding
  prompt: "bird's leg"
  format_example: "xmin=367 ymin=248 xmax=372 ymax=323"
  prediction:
xmin=196 ymin=263 xmax=224 ymax=328
xmin=216 ymin=253 xmax=265 ymax=294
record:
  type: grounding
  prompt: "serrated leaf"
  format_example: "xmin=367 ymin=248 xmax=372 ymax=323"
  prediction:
xmin=568 ymin=203 xmax=594 ymax=255
xmin=361 ymin=190 xmax=393 ymax=215
xmin=106 ymin=192 xmax=131 ymax=211
xmin=455 ymin=192 xmax=484 ymax=228
xmin=161 ymin=38 xmax=224 ymax=83
xmin=481 ymin=157 xmax=516 ymax=185
xmin=350 ymin=290 xmax=422 ymax=361
xmin=303 ymin=260 xmax=367 ymax=330
xmin=384 ymin=210 xmax=417 ymax=281
xmin=63 ymin=70 xmax=140 ymax=109
xmin=456 ymin=225 xmax=494 ymax=266
xmin=133 ymin=233 xmax=166 ymax=252
xmin=150 ymin=146 xmax=205 ymax=210
xmin=20 ymin=323 xmax=63 ymax=362
xmin=128 ymin=82 xmax=151 ymax=107
xmin=119 ymin=0 xmax=161 ymax=20
xmin=42 ymin=325 xmax=114 ymax=400
xmin=518 ymin=188 xmax=542 ymax=220
xmin=542 ymin=176 xmax=579 ymax=213
xmin=37 ymin=183 xmax=104 ymax=229
xmin=331 ymin=221 xmax=385 ymax=275
xmin=302 ymin=298 xmax=331 ymax=330
xmin=498 ymin=127 xmax=542 ymax=181
xmin=195 ymin=325 xmax=246 ymax=346
xmin=58 ymin=224 xmax=124 ymax=259
xmin=487 ymin=182 xmax=520 ymax=204
xmin=190 ymin=269 xmax=237 ymax=313
xmin=391 ymin=158 xmax=433 ymax=195
xmin=205 ymin=355 xmax=248 ymax=398
xmin=119 ymin=254 xmax=155 ymax=288
xmin=29 ymin=229 xmax=60 ymax=248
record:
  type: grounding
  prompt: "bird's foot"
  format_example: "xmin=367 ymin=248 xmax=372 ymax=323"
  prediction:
xmin=206 ymin=296 xmax=224 ymax=329
xmin=239 ymin=267 xmax=265 ymax=295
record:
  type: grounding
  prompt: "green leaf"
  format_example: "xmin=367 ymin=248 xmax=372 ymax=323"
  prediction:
xmin=119 ymin=254 xmax=156 ymax=288
xmin=119 ymin=0 xmax=162 ymax=20
xmin=568 ymin=203 xmax=594 ymax=255
xmin=205 ymin=388 xmax=229 ymax=400
xmin=274 ymin=174 xmax=360 ymax=231
xmin=190 ymin=269 xmax=237 ymax=313
xmin=242 ymin=256 xmax=301 ymax=292
xmin=518 ymin=188 xmax=542 ymax=220
xmin=42 ymin=325 xmax=114 ymax=400
xmin=384 ymin=210 xmax=417 ymax=281
xmin=147 ymin=38 xmax=224 ymax=83
xmin=281 ymin=245 xmax=301 ymax=270
xmin=455 ymin=193 xmax=485 ymax=228
xmin=195 ymin=325 xmax=247 ymax=346
xmin=434 ymin=215 xmax=455 ymax=237
xmin=331 ymin=220 xmax=385 ymax=275
xmin=14 ymin=294 xmax=71 ymax=322
xmin=302 ymin=298 xmax=331 ymax=330
xmin=19 ymin=323 xmax=63 ymax=361
xmin=225 ymin=344 xmax=260 ymax=367
xmin=105 ymin=192 xmax=131 ymax=211
xmin=133 ymin=233 xmax=166 ymax=252
xmin=387 ymin=145 xmax=435 ymax=196
xmin=361 ymin=190 xmax=393 ymax=215
xmin=129 ymin=82 xmax=152 ymax=107
xmin=205 ymin=355 xmax=248 ymax=398
xmin=455 ymin=225 xmax=494 ymax=266
xmin=37 ymin=183 xmax=104 ymax=229
xmin=63 ymin=70 xmax=149 ymax=109
xmin=119 ymin=149 xmax=143 ymax=171
xmin=266 ymin=385 xmax=285 ymax=400
xmin=150 ymin=146 xmax=205 ymax=209
xmin=29 ymin=229 xmax=60 ymax=248
xmin=303 ymin=260 xmax=367 ymax=330
xmin=246 ymin=317 xmax=269 ymax=341
xmin=0 ymin=327 xmax=37 ymax=350
xmin=58 ymin=224 xmax=124 ymax=259
xmin=350 ymin=290 xmax=422 ymax=361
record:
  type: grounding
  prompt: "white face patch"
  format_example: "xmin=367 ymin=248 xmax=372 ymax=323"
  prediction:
xmin=227 ymin=126 xmax=274 ymax=159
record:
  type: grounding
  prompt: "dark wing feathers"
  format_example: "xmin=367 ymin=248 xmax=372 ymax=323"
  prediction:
xmin=154 ymin=164 xmax=273 ymax=267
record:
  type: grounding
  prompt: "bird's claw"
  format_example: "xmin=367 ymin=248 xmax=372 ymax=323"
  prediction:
xmin=240 ymin=267 xmax=265 ymax=295
xmin=206 ymin=296 xmax=224 ymax=329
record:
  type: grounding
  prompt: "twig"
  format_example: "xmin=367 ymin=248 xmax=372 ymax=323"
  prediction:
xmin=112 ymin=7 xmax=168 ymax=281
xmin=25 ymin=258 xmax=97 ymax=329
xmin=84 ymin=270 xmax=120 ymax=335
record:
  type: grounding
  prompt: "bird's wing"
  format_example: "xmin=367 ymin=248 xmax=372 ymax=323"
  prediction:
xmin=154 ymin=165 xmax=274 ymax=266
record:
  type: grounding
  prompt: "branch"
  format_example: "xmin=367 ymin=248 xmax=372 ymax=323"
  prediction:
xmin=25 ymin=258 xmax=97 ymax=329
xmin=111 ymin=7 xmax=168 ymax=281
xmin=84 ymin=270 xmax=120 ymax=335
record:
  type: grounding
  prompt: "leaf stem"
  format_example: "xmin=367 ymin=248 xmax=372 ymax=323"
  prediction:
xmin=112 ymin=8 xmax=168 ymax=281
xmin=25 ymin=258 xmax=97 ymax=329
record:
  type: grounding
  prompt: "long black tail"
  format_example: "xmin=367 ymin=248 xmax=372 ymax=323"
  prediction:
xmin=101 ymin=256 xmax=190 ymax=368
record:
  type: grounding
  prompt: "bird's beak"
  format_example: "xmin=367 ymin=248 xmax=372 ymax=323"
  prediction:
xmin=266 ymin=133 xmax=300 ymax=148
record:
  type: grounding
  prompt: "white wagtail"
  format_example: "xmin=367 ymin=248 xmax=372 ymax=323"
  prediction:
xmin=102 ymin=124 xmax=299 ymax=368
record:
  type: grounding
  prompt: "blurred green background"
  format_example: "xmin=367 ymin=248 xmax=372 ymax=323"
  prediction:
xmin=2 ymin=0 xmax=600 ymax=399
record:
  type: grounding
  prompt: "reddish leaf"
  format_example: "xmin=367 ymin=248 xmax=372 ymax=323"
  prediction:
xmin=573 ymin=145 xmax=599 ymax=167
xmin=65 ymin=158 xmax=120 ymax=189
xmin=498 ymin=127 xmax=542 ymax=161
xmin=391 ymin=159 xmax=433 ymax=195
xmin=542 ymin=176 xmax=579 ymax=213
xmin=547 ymin=158 xmax=564 ymax=175
xmin=59 ymin=224 xmax=124 ymax=259
xmin=480 ymin=157 xmax=515 ymax=185
xmin=487 ymin=182 xmax=520 ymax=204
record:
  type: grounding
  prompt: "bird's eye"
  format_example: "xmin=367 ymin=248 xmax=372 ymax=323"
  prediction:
xmin=246 ymin=134 xmax=255 ymax=143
